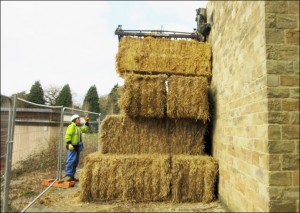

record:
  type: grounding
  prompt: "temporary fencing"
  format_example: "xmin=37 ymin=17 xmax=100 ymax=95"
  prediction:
xmin=1 ymin=95 xmax=15 ymax=213
xmin=0 ymin=95 xmax=100 ymax=212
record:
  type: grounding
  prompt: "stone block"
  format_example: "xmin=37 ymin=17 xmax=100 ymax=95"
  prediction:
xmin=289 ymin=88 xmax=300 ymax=99
xmin=254 ymin=139 xmax=269 ymax=153
xmin=252 ymin=151 xmax=260 ymax=166
xmin=288 ymin=1 xmax=300 ymax=14
xmin=258 ymin=182 xmax=269 ymax=197
xmin=294 ymin=61 xmax=299 ymax=74
xmin=282 ymin=187 xmax=300 ymax=200
xmin=276 ymin=14 xmax=299 ymax=29
xmin=280 ymin=75 xmax=299 ymax=86
xmin=269 ymin=154 xmax=282 ymax=171
xmin=268 ymin=112 xmax=290 ymax=124
xmin=254 ymin=168 xmax=268 ymax=184
xmin=269 ymin=186 xmax=284 ymax=200
xmin=237 ymin=160 xmax=250 ymax=176
xmin=282 ymin=154 xmax=299 ymax=170
xmin=267 ymin=60 xmax=293 ymax=74
xmin=267 ymin=44 xmax=299 ymax=60
xmin=243 ymin=148 xmax=253 ymax=164
xmin=235 ymin=177 xmax=246 ymax=194
xmin=296 ymin=140 xmax=299 ymax=154
xmin=268 ymin=140 xmax=295 ymax=154
xmin=268 ymin=99 xmax=281 ymax=111
xmin=285 ymin=30 xmax=299 ymax=44
xmin=265 ymin=14 xmax=276 ymax=28
xmin=269 ymin=200 xmax=297 ymax=212
xmin=256 ymin=191 xmax=269 ymax=212
xmin=270 ymin=171 xmax=292 ymax=186
xmin=258 ymin=153 xmax=269 ymax=170
xmin=267 ymin=75 xmax=279 ymax=87
xmin=265 ymin=1 xmax=288 ymax=14
xmin=290 ymin=112 xmax=299 ymax=124
xmin=255 ymin=125 xmax=268 ymax=139
xmin=252 ymin=112 xmax=268 ymax=125
xmin=269 ymin=45 xmax=297 ymax=60
xmin=267 ymin=87 xmax=289 ymax=98
xmin=282 ymin=100 xmax=299 ymax=111
xmin=266 ymin=28 xmax=285 ymax=43
xmin=282 ymin=125 xmax=299 ymax=139
xmin=268 ymin=125 xmax=281 ymax=140
xmin=292 ymin=171 xmax=299 ymax=186
xmin=266 ymin=45 xmax=278 ymax=60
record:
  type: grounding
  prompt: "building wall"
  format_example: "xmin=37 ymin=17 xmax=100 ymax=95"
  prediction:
xmin=12 ymin=125 xmax=60 ymax=165
xmin=207 ymin=1 xmax=269 ymax=212
xmin=207 ymin=1 xmax=299 ymax=212
xmin=265 ymin=1 xmax=299 ymax=212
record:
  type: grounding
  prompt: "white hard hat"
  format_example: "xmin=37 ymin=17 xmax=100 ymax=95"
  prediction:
xmin=71 ymin=114 xmax=80 ymax=122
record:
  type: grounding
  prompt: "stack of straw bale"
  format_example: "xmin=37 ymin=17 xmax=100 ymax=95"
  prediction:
xmin=80 ymin=36 xmax=218 ymax=204
xmin=118 ymin=73 xmax=210 ymax=121
xmin=79 ymin=153 xmax=218 ymax=203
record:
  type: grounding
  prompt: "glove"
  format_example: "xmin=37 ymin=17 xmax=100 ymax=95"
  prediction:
xmin=66 ymin=141 xmax=74 ymax=150
xmin=85 ymin=117 xmax=90 ymax=126
xmin=68 ymin=144 xmax=74 ymax=150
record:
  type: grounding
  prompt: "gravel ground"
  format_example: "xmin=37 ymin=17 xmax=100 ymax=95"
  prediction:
xmin=5 ymin=168 xmax=228 ymax=212
xmin=27 ymin=181 xmax=228 ymax=212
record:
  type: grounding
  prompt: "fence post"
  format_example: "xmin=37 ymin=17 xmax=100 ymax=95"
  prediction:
xmin=2 ymin=95 xmax=16 ymax=213
xmin=57 ymin=107 xmax=65 ymax=180
xmin=98 ymin=114 xmax=101 ymax=152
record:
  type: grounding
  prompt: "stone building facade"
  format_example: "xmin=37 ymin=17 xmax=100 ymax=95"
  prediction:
xmin=206 ymin=1 xmax=299 ymax=212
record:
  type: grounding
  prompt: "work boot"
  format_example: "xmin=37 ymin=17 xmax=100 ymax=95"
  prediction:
xmin=64 ymin=175 xmax=72 ymax=182
xmin=71 ymin=177 xmax=79 ymax=182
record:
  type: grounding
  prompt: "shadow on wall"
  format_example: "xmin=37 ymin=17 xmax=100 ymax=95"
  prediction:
xmin=204 ymin=87 xmax=218 ymax=197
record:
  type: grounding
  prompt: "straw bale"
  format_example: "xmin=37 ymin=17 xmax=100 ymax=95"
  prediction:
xmin=168 ymin=118 xmax=206 ymax=155
xmin=171 ymin=155 xmax=218 ymax=203
xmin=116 ymin=37 xmax=211 ymax=77
xmin=119 ymin=73 xmax=167 ymax=118
xmin=100 ymin=115 xmax=206 ymax=155
xmin=79 ymin=153 xmax=172 ymax=202
xmin=167 ymin=75 xmax=209 ymax=122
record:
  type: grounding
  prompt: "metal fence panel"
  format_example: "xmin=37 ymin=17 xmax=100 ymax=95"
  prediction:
xmin=1 ymin=96 xmax=101 ymax=212
xmin=1 ymin=94 xmax=15 ymax=213
xmin=4 ymin=97 xmax=62 ymax=212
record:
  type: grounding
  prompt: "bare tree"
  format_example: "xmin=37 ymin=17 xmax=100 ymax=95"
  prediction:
xmin=44 ymin=85 xmax=61 ymax=106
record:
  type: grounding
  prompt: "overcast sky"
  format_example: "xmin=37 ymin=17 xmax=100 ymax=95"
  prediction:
xmin=1 ymin=1 xmax=207 ymax=105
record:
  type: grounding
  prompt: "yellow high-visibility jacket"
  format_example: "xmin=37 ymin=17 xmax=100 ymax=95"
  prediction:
xmin=65 ymin=122 xmax=89 ymax=145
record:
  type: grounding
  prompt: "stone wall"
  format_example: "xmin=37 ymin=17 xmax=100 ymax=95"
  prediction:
xmin=265 ymin=1 xmax=299 ymax=212
xmin=207 ymin=1 xmax=299 ymax=212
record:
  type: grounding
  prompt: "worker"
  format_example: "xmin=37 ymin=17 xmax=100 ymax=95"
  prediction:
xmin=64 ymin=114 xmax=90 ymax=182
